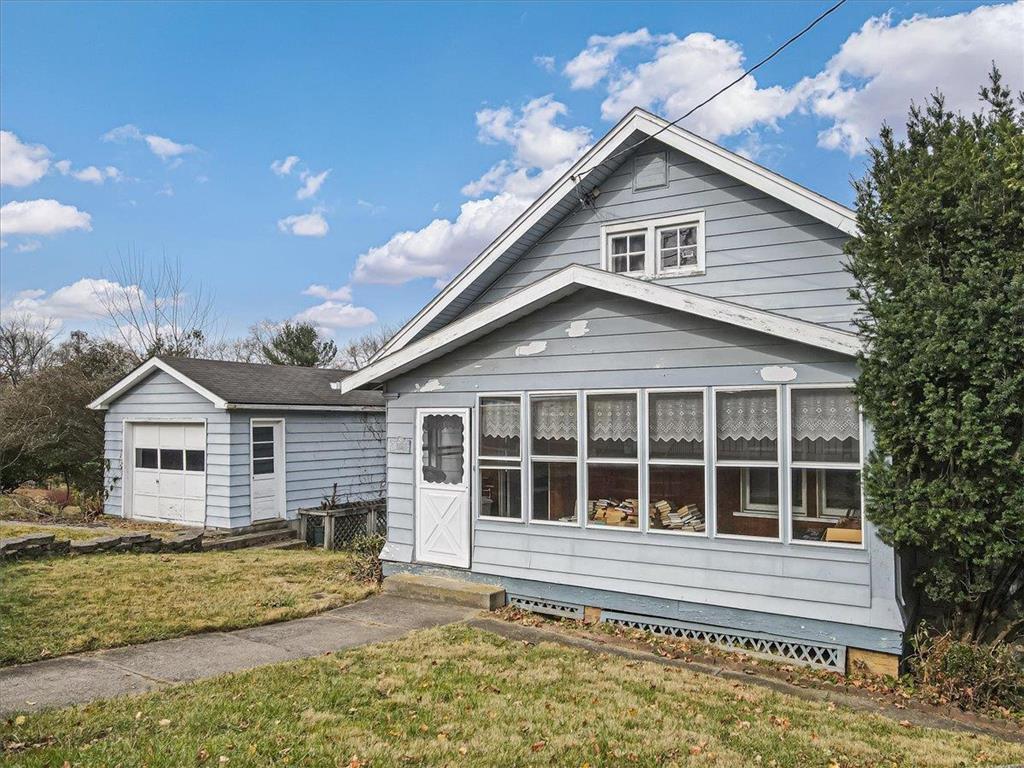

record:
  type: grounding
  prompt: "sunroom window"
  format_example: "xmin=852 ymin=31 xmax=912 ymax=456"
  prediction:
xmin=715 ymin=389 xmax=780 ymax=539
xmin=586 ymin=392 xmax=639 ymax=529
xmin=790 ymin=388 xmax=862 ymax=545
xmin=530 ymin=395 xmax=578 ymax=523
xmin=608 ymin=232 xmax=645 ymax=274
xmin=648 ymin=391 xmax=706 ymax=534
xmin=479 ymin=396 xmax=522 ymax=519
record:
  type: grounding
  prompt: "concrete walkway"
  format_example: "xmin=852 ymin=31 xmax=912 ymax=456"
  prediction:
xmin=0 ymin=595 xmax=477 ymax=716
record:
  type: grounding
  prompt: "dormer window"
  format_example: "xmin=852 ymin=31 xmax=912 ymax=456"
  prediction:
xmin=601 ymin=211 xmax=705 ymax=279
xmin=608 ymin=232 xmax=646 ymax=274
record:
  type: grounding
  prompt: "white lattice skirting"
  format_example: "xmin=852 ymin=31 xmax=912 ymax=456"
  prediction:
xmin=599 ymin=610 xmax=846 ymax=671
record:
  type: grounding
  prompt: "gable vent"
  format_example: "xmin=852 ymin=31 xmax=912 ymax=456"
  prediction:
xmin=633 ymin=151 xmax=668 ymax=191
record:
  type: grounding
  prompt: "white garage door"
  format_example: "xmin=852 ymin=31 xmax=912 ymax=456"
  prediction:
xmin=131 ymin=423 xmax=206 ymax=525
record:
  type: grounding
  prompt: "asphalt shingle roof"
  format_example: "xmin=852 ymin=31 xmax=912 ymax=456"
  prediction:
xmin=155 ymin=357 xmax=383 ymax=408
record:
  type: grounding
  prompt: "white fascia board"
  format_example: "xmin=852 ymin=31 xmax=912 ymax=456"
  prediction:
xmin=87 ymin=358 xmax=229 ymax=410
xmin=370 ymin=107 xmax=859 ymax=364
xmin=339 ymin=265 xmax=861 ymax=393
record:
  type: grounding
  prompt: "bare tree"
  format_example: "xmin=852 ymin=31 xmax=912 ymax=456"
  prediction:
xmin=203 ymin=320 xmax=277 ymax=363
xmin=0 ymin=314 xmax=58 ymax=386
xmin=337 ymin=323 xmax=400 ymax=370
xmin=101 ymin=249 xmax=218 ymax=363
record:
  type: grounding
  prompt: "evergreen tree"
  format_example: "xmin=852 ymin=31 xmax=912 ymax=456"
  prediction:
xmin=261 ymin=322 xmax=338 ymax=367
xmin=847 ymin=68 xmax=1024 ymax=643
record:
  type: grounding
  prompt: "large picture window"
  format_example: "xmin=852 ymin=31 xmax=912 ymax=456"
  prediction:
xmin=479 ymin=396 xmax=522 ymax=519
xmin=648 ymin=391 xmax=706 ymax=534
xmin=790 ymin=388 xmax=863 ymax=545
xmin=530 ymin=394 xmax=578 ymax=523
xmin=586 ymin=392 xmax=639 ymax=529
xmin=715 ymin=389 xmax=780 ymax=539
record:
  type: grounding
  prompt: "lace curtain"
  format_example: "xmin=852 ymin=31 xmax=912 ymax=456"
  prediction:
xmin=587 ymin=394 xmax=637 ymax=442
xmin=792 ymin=389 xmax=858 ymax=442
xmin=649 ymin=392 xmax=703 ymax=443
xmin=531 ymin=397 xmax=577 ymax=441
xmin=480 ymin=398 xmax=520 ymax=439
xmin=716 ymin=391 xmax=777 ymax=441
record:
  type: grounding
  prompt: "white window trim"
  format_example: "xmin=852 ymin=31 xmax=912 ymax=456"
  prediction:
xmin=600 ymin=211 xmax=706 ymax=280
xmin=527 ymin=391 xmax=583 ymax=527
xmin=645 ymin=387 xmax=708 ymax=538
xmin=476 ymin=393 xmax=526 ymax=523
xmin=583 ymin=389 xmax=642 ymax=533
xmin=711 ymin=386 xmax=783 ymax=542
xmin=787 ymin=383 xmax=866 ymax=550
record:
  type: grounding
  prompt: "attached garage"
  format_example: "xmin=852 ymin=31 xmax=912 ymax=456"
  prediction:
xmin=89 ymin=356 xmax=385 ymax=530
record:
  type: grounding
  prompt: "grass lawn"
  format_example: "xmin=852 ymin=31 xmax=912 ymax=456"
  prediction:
xmin=0 ymin=549 xmax=376 ymax=666
xmin=0 ymin=522 xmax=115 ymax=541
xmin=2 ymin=625 xmax=1021 ymax=768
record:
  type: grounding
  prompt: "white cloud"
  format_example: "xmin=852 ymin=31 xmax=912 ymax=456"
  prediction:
xmin=798 ymin=3 xmax=1024 ymax=156
xmin=0 ymin=199 xmax=93 ymax=236
xmin=0 ymin=131 xmax=51 ymax=187
xmin=55 ymin=160 xmax=123 ymax=184
xmin=2 ymin=278 xmax=126 ymax=329
xmin=534 ymin=55 xmax=556 ymax=73
xmin=15 ymin=240 xmax=42 ymax=253
xmin=271 ymin=155 xmax=300 ymax=176
xmin=293 ymin=301 xmax=377 ymax=329
xmin=102 ymin=123 xmax=197 ymax=160
xmin=357 ymin=199 xmax=385 ymax=215
xmin=277 ymin=210 xmax=329 ymax=237
xmin=590 ymin=31 xmax=799 ymax=137
xmin=303 ymin=283 xmax=352 ymax=301
xmin=354 ymin=96 xmax=590 ymax=286
xmin=564 ymin=28 xmax=673 ymax=90
xmin=157 ymin=184 xmax=174 ymax=197
xmin=297 ymin=169 xmax=330 ymax=200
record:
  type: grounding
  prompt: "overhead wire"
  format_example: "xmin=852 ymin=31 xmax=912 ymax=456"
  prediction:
xmin=569 ymin=0 xmax=848 ymax=199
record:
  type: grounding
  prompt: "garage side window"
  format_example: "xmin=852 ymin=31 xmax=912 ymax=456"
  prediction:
xmin=252 ymin=425 xmax=275 ymax=475
xmin=186 ymin=450 xmax=205 ymax=472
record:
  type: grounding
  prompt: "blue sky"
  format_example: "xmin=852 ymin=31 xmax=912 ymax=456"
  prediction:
xmin=1 ymin=1 xmax=1020 ymax=345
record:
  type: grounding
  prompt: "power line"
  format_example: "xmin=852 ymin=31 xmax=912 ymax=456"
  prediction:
xmin=571 ymin=0 xmax=847 ymax=189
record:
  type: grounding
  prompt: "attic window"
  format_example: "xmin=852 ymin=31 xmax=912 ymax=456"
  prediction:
xmin=601 ymin=211 xmax=705 ymax=278
xmin=633 ymin=151 xmax=668 ymax=191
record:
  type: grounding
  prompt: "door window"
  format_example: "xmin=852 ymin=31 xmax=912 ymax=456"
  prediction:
xmin=252 ymin=424 xmax=276 ymax=476
xmin=421 ymin=413 xmax=464 ymax=484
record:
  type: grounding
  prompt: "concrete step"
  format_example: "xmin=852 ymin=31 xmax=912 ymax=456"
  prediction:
xmin=383 ymin=573 xmax=505 ymax=610
xmin=254 ymin=539 xmax=308 ymax=551
xmin=204 ymin=519 xmax=296 ymax=538
xmin=201 ymin=529 xmax=298 ymax=552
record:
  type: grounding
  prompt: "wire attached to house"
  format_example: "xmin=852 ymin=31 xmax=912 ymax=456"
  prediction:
xmin=570 ymin=0 xmax=848 ymax=195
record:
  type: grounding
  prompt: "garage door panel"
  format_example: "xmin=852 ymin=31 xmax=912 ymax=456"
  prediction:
xmin=158 ymin=496 xmax=183 ymax=521
xmin=183 ymin=474 xmax=205 ymax=499
xmin=184 ymin=424 xmax=205 ymax=449
xmin=133 ymin=493 xmax=159 ymax=519
xmin=159 ymin=424 xmax=186 ymax=448
xmin=133 ymin=470 xmax=160 ymax=495
xmin=135 ymin=424 xmax=160 ymax=446
xmin=183 ymin=498 xmax=205 ymax=524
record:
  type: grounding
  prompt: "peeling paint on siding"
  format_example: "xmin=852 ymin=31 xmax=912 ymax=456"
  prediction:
xmin=514 ymin=340 xmax=547 ymax=357
xmin=566 ymin=320 xmax=590 ymax=338
xmin=759 ymin=365 xmax=798 ymax=382
xmin=415 ymin=378 xmax=445 ymax=392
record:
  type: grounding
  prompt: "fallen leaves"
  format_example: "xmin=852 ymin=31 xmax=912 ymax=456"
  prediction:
xmin=531 ymin=740 xmax=547 ymax=752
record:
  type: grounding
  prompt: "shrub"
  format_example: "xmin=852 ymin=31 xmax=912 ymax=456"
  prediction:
xmin=907 ymin=624 xmax=1024 ymax=714
xmin=344 ymin=533 xmax=385 ymax=585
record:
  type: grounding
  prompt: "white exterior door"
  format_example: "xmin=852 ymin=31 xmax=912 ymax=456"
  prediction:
xmin=250 ymin=419 xmax=285 ymax=522
xmin=131 ymin=423 xmax=206 ymax=525
xmin=415 ymin=408 xmax=471 ymax=568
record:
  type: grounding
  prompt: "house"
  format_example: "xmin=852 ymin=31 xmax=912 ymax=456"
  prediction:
xmin=339 ymin=107 xmax=908 ymax=675
xmin=88 ymin=356 xmax=385 ymax=529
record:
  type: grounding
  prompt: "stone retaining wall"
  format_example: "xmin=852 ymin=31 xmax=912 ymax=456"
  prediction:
xmin=0 ymin=530 xmax=204 ymax=561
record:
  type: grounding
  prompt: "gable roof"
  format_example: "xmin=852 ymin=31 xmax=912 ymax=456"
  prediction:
xmin=371 ymin=106 xmax=859 ymax=364
xmin=88 ymin=356 xmax=384 ymax=411
xmin=339 ymin=265 xmax=861 ymax=393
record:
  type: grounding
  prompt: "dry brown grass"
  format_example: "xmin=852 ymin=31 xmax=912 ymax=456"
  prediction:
xmin=3 ymin=625 xmax=1022 ymax=767
xmin=0 ymin=549 xmax=376 ymax=665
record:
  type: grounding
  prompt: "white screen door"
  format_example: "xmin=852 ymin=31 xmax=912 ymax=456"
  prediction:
xmin=415 ymin=408 xmax=471 ymax=568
